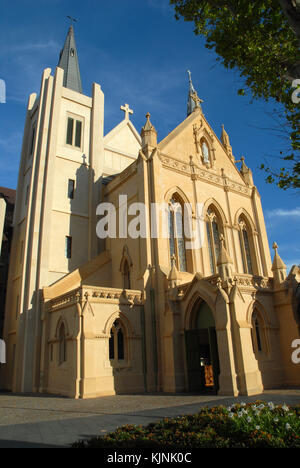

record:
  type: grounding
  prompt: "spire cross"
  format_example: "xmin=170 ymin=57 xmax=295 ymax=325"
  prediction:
xmin=120 ymin=103 xmax=133 ymax=121
xmin=67 ymin=16 xmax=77 ymax=25
xmin=273 ymin=242 xmax=279 ymax=252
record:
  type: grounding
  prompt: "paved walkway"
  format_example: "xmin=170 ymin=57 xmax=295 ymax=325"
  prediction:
xmin=0 ymin=390 xmax=299 ymax=448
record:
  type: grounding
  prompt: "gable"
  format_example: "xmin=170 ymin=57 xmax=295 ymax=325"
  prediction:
xmin=158 ymin=108 xmax=246 ymax=185
xmin=104 ymin=120 xmax=141 ymax=157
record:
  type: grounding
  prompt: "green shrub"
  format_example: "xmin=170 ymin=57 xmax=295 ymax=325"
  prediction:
xmin=72 ymin=401 xmax=300 ymax=448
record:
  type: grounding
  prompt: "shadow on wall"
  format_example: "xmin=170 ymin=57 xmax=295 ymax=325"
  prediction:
xmin=68 ymin=162 xmax=95 ymax=273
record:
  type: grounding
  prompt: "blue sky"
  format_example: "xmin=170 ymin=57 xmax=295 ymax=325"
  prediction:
xmin=0 ymin=0 xmax=299 ymax=269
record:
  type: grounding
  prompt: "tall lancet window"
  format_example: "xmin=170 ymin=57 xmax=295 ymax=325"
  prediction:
xmin=238 ymin=216 xmax=254 ymax=275
xmin=109 ymin=320 xmax=125 ymax=361
xmin=251 ymin=310 xmax=267 ymax=354
xmin=168 ymin=196 xmax=187 ymax=272
xmin=206 ymin=208 xmax=222 ymax=274
xmin=58 ymin=323 xmax=67 ymax=365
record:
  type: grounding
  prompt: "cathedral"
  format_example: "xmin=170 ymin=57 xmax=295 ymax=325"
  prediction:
xmin=1 ymin=25 xmax=299 ymax=398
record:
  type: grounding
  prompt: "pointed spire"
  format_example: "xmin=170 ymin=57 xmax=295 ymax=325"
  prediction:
xmin=240 ymin=156 xmax=248 ymax=174
xmin=239 ymin=156 xmax=254 ymax=186
xmin=272 ymin=242 xmax=287 ymax=285
xmin=141 ymin=113 xmax=157 ymax=148
xmin=58 ymin=25 xmax=82 ymax=94
xmin=187 ymin=70 xmax=203 ymax=116
xmin=272 ymin=242 xmax=287 ymax=270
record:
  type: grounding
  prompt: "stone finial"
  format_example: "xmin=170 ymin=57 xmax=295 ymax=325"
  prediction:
xmin=217 ymin=234 xmax=232 ymax=266
xmin=238 ymin=155 xmax=253 ymax=186
xmin=272 ymin=242 xmax=286 ymax=270
xmin=272 ymin=241 xmax=287 ymax=284
xmin=141 ymin=112 xmax=157 ymax=148
xmin=217 ymin=234 xmax=233 ymax=280
xmin=221 ymin=124 xmax=233 ymax=160
xmin=168 ymin=254 xmax=179 ymax=287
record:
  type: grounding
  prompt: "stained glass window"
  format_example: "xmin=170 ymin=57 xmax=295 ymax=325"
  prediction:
xmin=168 ymin=208 xmax=176 ymax=260
xmin=206 ymin=208 xmax=222 ymax=274
xmin=206 ymin=222 xmax=215 ymax=274
xmin=168 ymin=197 xmax=187 ymax=271
xmin=242 ymin=229 xmax=253 ymax=274
xmin=239 ymin=217 xmax=254 ymax=275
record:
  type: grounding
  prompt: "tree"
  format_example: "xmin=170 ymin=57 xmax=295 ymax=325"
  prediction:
xmin=170 ymin=0 xmax=300 ymax=189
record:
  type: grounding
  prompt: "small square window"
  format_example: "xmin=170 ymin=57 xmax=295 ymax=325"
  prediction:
xmin=75 ymin=120 xmax=82 ymax=148
xmin=68 ymin=179 xmax=75 ymax=199
xmin=15 ymin=295 xmax=19 ymax=319
xmin=25 ymin=186 xmax=29 ymax=205
xmin=65 ymin=236 xmax=72 ymax=259
xmin=66 ymin=118 xmax=74 ymax=145
xmin=66 ymin=116 xmax=83 ymax=149
xmin=29 ymin=125 xmax=36 ymax=156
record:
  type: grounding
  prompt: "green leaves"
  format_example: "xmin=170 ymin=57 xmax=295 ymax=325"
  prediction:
xmin=170 ymin=0 xmax=300 ymax=190
xmin=72 ymin=402 xmax=300 ymax=448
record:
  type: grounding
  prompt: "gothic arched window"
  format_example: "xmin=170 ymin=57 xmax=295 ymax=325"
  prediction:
xmin=168 ymin=196 xmax=187 ymax=272
xmin=58 ymin=323 xmax=67 ymax=365
xmin=238 ymin=216 xmax=254 ymax=275
xmin=251 ymin=310 xmax=266 ymax=354
xmin=109 ymin=320 xmax=125 ymax=361
xmin=206 ymin=208 xmax=222 ymax=274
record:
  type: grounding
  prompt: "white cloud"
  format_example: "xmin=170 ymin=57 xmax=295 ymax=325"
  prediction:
xmin=0 ymin=40 xmax=59 ymax=57
xmin=266 ymin=207 xmax=300 ymax=218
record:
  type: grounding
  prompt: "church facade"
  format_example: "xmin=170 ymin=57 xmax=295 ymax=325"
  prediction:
xmin=1 ymin=26 xmax=299 ymax=398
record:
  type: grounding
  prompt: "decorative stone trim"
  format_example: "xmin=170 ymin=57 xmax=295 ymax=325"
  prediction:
xmin=234 ymin=274 xmax=273 ymax=291
xmin=83 ymin=286 xmax=144 ymax=304
xmin=47 ymin=286 xmax=145 ymax=312
xmin=47 ymin=289 xmax=81 ymax=311
xmin=158 ymin=152 xmax=251 ymax=196
xmin=159 ymin=153 xmax=190 ymax=176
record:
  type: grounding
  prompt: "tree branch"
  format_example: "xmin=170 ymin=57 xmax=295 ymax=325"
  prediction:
xmin=278 ymin=0 xmax=300 ymax=45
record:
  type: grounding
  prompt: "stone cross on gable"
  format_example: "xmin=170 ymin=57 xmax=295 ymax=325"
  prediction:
xmin=120 ymin=103 xmax=133 ymax=121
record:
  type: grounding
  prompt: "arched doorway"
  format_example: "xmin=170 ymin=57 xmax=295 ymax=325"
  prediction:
xmin=185 ymin=299 xmax=220 ymax=393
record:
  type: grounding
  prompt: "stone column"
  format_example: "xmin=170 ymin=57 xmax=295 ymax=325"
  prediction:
xmin=215 ymin=289 xmax=239 ymax=396
xmin=229 ymin=284 xmax=263 ymax=395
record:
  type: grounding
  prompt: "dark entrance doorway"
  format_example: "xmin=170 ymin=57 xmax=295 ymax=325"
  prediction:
xmin=185 ymin=300 xmax=220 ymax=393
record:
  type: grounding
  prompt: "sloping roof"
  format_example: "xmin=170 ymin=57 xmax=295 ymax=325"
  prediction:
xmin=58 ymin=25 xmax=82 ymax=94
xmin=0 ymin=186 xmax=16 ymax=206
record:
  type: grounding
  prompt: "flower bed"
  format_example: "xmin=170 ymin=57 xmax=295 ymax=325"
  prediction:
xmin=72 ymin=401 xmax=300 ymax=448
